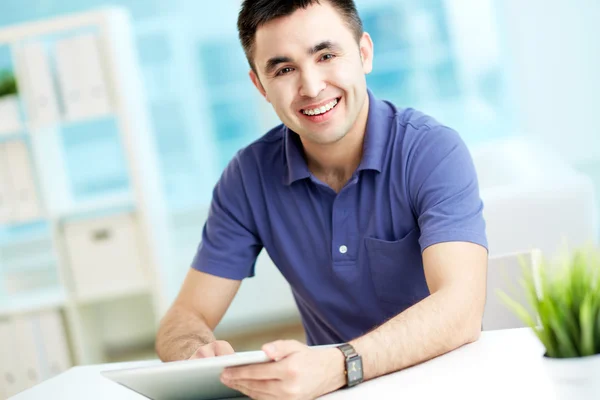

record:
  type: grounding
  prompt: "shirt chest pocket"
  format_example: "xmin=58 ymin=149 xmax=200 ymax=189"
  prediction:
xmin=364 ymin=228 xmax=430 ymax=308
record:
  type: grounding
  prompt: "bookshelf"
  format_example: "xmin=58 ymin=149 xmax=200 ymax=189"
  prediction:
xmin=0 ymin=7 xmax=176 ymax=396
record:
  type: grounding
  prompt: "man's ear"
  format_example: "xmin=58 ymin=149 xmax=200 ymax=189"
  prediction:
xmin=249 ymin=69 xmax=270 ymax=102
xmin=359 ymin=32 xmax=374 ymax=75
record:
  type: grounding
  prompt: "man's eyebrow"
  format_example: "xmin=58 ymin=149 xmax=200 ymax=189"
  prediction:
xmin=265 ymin=56 xmax=292 ymax=75
xmin=308 ymin=40 xmax=341 ymax=55
xmin=263 ymin=41 xmax=341 ymax=75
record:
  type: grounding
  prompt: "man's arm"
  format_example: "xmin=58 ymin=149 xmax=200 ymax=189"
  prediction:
xmin=218 ymin=241 xmax=487 ymax=399
xmin=346 ymin=124 xmax=489 ymax=379
xmin=155 ymin=269 xmax=242 ymax=362
xmin=349 ymin=240 xmax=487 ymax=380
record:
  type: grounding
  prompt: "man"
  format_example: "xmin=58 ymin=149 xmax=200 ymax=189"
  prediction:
xmin=156 ymin=0 xmax=488 ymax=399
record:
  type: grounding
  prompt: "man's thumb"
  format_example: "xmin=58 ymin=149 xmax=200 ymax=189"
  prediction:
xmin=262 ymin=340 xmax=304 ymax=361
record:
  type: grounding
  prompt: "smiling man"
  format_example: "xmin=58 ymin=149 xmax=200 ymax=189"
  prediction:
xmin=155 ymin=1 xmax=488 ymax=399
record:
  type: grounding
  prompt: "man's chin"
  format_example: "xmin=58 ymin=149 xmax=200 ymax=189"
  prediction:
xmin=307 ymin=131 xmax=347 ymax=146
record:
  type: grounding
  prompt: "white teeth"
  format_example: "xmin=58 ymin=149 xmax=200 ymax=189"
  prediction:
xmin=302 ymin=98 xmax=338 ymax=116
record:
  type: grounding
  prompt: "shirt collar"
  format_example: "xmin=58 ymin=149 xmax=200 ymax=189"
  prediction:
xmin=283 ymin=89 xmax=391 ymax=185
xmin=356 ymin=89 xmax=391 ymax=173
xmin=283 ymin=127 xmax=311 ymax=185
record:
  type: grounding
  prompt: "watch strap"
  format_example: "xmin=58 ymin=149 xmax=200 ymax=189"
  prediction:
xmin=337 ymin=343 xmax=358 ymax=360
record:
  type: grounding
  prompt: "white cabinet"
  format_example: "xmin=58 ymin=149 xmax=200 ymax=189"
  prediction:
xmin=62 ymin=213 xmax=149 ymax=302
xmin=0 ymin=6 xmax=174 ymax=375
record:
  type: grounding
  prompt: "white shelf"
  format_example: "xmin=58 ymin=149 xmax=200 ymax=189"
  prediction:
xmin=60 ymin=112 xmax=115 ymax=127
xmin=0 ymin=132 xmax=27 ymax=143
xmin=23 ymin=112 xmax=116 ymax=132
xmin=52 ymin=192 xmax=134 ymax=223
xmin=0 ymin=218 xmax=49 ymax=234
xmin=0 ymin=220 xmax=49 ymax=241
xmin=0 ymin=286 xmax=66 ymax=317
xmin=0 ymin=8 xmax=176 ymax=369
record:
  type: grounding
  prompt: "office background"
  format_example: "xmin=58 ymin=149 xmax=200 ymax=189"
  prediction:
xmin=0 ymin=0 xmax=599 ymax=397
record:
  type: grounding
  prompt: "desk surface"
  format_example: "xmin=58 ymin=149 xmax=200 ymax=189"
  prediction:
xmin=12 ymin=328 xmax=555 ymax=400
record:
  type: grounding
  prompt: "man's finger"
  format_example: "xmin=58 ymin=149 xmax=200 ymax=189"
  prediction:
xmin=223 ymin=360 xmax=283 ymax=381
xmin=214 ymin=340 xmax=235 ymax=356
xmin=262 ymin=340 xmax=305 ymax=361
xmin=222 ymin=378 xmax=278 ymax=399
xmin=189 ymin=345 xmax=216 ymax=359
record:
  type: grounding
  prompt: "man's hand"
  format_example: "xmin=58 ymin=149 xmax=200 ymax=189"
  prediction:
xmin=188 ymin=340 xmax=235 ymax=359
xmin=220 ymin=340 xmax=346 ymax=400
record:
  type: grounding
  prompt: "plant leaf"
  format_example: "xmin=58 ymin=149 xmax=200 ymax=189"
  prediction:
xmin=0 ymin=70 xmax=18 ymax=97
xmin=497 ymin=289 xmax=538 ymax=328
xmin=579 ymin=293 xmax=595 ymax=356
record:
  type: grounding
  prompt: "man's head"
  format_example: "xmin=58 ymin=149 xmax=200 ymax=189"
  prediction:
xmin=237 ymin=0 xmax=374 ymax=146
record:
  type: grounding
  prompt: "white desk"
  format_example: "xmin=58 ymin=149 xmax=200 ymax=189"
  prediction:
xmin=12 ymin=328 xmax=555 ymax=400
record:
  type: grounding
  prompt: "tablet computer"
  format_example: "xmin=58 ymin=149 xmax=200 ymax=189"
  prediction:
xmin=101 ymin=350 xmax=272 ymax=400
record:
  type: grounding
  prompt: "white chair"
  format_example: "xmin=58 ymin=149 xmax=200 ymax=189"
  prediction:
xmin=470 ymin=137 xmax=599 ymax=260
xmin=483 ymin=249 xmax=541 ymax=331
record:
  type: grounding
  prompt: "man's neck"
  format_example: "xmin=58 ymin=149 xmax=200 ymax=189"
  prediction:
xmin=302 ymin=95 xmax=370 ymax=190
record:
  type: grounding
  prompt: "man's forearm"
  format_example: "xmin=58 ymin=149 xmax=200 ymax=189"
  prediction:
xmin=155 ymin=305 xmax=216 ymax=362
xmin=350 ymin=286 xmax=483 ymax=380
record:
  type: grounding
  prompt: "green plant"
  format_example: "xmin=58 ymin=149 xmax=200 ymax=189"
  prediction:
xmin=498 ymin=247 xmax=600 ymax=358
xmin=0 ymin=70 xmax=18 ymax=98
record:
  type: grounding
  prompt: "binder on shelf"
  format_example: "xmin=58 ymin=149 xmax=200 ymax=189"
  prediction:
xmin=17 ymin=41 xmax=60 ymax=126
xmin=55 ymin=33 xmax=112 ymax=121
xmin=13 ymin=315 xmax=44 ymax=390
xmin=0 ymin=144 xmax=16 ymax=224
xmin=75 ymin=33 xmax=112 ymax=118
xmin=55 ymin=36 xmax=85 ymax=121
xmin=0 ymin=94 xmax=23 ymax=136
xmin=3 ymin=140 xmax=43 ymax=223
xmin=37 ymin=310 xmax=72 ymax=377
xmin=0 ymin=320 xmax=26 ymax=397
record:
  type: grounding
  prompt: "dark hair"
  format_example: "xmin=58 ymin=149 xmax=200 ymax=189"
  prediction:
xmin=237 ymin=0 xmax=364 ymax=73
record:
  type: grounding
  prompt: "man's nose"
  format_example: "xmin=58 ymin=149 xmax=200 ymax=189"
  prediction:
xmin=299 ymin=69 xmax=326 ymax=98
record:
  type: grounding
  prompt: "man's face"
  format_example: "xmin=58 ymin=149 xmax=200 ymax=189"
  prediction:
xmin=249 ymin=1 xmax=373 ymax=146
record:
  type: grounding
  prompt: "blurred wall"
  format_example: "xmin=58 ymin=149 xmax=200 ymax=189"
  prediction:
xmin=495 ymin=0 xmax=600 ymax=222
xmin=0 ymin=0 xmax=516 ymax=219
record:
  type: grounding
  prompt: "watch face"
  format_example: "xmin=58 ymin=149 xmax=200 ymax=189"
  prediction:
xmin=347 ymin=357 xmax=363 ymax=385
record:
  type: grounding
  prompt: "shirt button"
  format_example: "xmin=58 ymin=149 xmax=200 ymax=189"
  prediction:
xmin=339 ymin=245 xmax=348 ymax=254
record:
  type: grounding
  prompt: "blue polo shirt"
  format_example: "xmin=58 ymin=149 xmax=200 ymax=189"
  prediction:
xmin=192 ymin=89 xmax=487 ymax=345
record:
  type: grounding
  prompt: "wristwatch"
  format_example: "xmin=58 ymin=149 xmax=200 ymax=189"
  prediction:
xmin=336 ymin=343 xmax=363 ymax=387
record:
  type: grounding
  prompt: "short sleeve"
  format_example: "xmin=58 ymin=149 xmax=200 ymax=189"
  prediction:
xmin=408 ymin=126 xmax=488 ymax=252
xmin=191 ymin=155 xmax=263 ymax=279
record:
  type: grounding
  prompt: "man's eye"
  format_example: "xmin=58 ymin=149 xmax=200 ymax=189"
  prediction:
xmin=320 ymin=54 xmax=335 ymax=61
xmin=276 ymin=67 xmax=294 ymax=76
